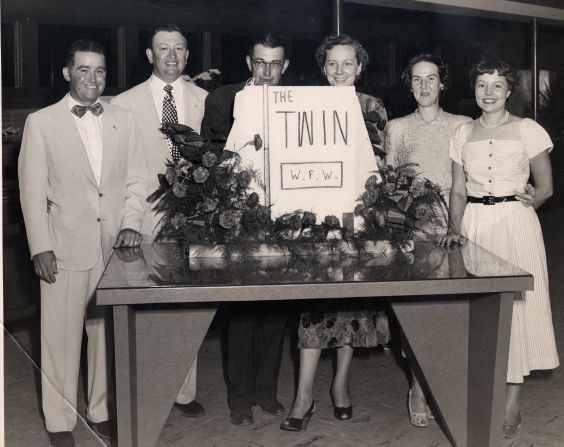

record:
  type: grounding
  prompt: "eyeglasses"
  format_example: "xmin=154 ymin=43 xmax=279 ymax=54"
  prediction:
xmin=251 ymin=58 xmax=284 ymax=70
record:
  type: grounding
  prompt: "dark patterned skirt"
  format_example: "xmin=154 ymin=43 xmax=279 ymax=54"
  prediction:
xmin=298 ymin=299 xmax=390 ymax=349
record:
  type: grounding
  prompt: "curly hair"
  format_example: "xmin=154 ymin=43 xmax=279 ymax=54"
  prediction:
xmin=401 ymin=53 xmax=451 ymax=93
xmin=315 ymin=34 xmax=368 ymax=75
xmin=469 ymin=59 xmax=518 ymax=92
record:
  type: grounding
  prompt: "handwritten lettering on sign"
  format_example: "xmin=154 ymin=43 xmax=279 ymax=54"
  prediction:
xmin=273 ymin=90 xmax=349 ymax=149
xmin=226 ymin=86 xmax=377 ymax=222
xmin=281 ymin=162 xmax=343 ymax=190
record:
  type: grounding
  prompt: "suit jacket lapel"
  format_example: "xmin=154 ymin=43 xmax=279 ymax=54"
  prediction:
xmin=100 ymin=101 xmax=120 ymax=187
xmin=182 ymin=83 xmax=202 ymax=130
xmin=136 ymin=81 xmax=170 ymax=160
xmin=51 ymin=98 xmax=98 ymax=187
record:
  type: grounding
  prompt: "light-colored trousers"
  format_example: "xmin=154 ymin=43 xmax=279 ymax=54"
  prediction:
xmin=40 ymin=251 xmax=109 ymax=432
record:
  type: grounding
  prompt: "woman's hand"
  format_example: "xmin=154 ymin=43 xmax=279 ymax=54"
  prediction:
xmin=515 ymin=183 xmax=536 ymax=207
xmin=436 ymin=232 xmax=466 ymax=247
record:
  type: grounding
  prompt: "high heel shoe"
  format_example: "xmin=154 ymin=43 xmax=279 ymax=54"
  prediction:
xmin=408 ymin=389 xmax=429 ymax=428
xmin=280 ymin=401 xmax=316 ymax=432
xmin=331 ymin=386 xmax=353 ymax=420
xmin=503 ymin=412 xmax=522 ymax=438
xmin=333 ymin=405 xmax=353 ymax=421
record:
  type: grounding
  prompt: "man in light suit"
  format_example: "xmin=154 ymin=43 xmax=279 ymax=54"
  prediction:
xmin=112 ymin=23 xmax=208 ymax=417
xmin=18 ymin=39 xmax=146 ymax=447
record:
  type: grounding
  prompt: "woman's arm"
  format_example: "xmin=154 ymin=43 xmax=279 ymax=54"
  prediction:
xmin=437 ymin=161 xmax=467 ymax=246
xmin=529 ymin=149 xmax=553 ymax=210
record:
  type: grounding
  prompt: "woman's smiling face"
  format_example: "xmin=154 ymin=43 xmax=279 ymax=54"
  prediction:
xmin=323 ymin=44 xmax=361 ymax=87
xmin=475 ymin=70 xmax=511 ymax=113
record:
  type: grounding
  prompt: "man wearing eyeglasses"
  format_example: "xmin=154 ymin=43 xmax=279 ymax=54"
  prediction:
xmin=200 ymin=34 xmax=289 ymax=426
xmin=201 ymin=33 xmax=289 ymax=140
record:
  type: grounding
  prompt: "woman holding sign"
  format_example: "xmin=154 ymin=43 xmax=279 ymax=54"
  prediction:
xmin=438 ymin=59 xmax=558 ymax=437
xmin=281 ymin=34 xmax=389 ymax=432
xmin=384 ymin=54 xmax=471 ymax=428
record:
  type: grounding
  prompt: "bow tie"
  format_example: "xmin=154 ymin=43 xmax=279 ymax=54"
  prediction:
xmin=71 ymin=103 xmax=104 ymax=118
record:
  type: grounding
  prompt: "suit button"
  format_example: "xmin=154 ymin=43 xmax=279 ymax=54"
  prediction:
xmin=97 ymin=218 xmax=101 ymax=222
xmin=99 ymin=193 xmax=103 ymax=197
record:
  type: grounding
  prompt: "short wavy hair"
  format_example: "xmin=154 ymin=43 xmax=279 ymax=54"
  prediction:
xmin=247 ymin=33 xmax=287 ymax=58
xmin=401 ymin=53 xmax=451 ymax=92
xmin=65 ymin=39 xmax=105 ymax=68
xmin=148 ymin=23 xmax=187 ymax=49
xmin=315 ymin=34 xmax=368 ymax=75
xmin=469 ymin=59 xmax=518 ymax=92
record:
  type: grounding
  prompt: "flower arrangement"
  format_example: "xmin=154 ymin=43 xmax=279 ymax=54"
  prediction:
xmin=149 ymin=124 xmax=448 ymax=257
xmin=355 ymin=163 xmax=449 ymax=246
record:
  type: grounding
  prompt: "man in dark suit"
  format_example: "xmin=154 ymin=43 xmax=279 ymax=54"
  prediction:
xmin=112 ymin=23 xmax=207 ymax=418
xmin=201 ymin=34 xmax=290 ymax=426
xmin=18 ymin=39 xmax=146 ymax=447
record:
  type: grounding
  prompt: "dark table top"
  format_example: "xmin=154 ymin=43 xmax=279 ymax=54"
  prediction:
xmin=96 ymin=240 xmax=532 ymax=306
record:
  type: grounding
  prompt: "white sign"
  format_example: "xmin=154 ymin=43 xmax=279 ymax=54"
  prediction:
xmin=225 ymin=85 xmax=378 ymax=223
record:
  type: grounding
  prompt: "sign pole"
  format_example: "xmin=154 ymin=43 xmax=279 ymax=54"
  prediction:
xmin=263 ymin=84 xmax=271 ymax=207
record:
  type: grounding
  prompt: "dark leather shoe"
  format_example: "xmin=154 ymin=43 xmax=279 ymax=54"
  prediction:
xmin=255 ymin=399 xmax=285 ymax=416
xmin=87 ymin=419 xmax=116 ymax=440
xmin=47 ymin=431 xmax=75 ymax=447
xmin=174 ymin=400 xmax=205 ymax=418
xmin=230 ymin=408 xmax=254 ymax=426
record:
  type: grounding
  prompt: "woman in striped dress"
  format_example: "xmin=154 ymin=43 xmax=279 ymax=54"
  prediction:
xmin=439 ymin=59 xmax=559 ymax=437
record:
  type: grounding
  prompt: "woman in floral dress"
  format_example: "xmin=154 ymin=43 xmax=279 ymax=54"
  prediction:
xmin=439 ymin=59 xmax=559 ymax=437
xmin=384 ymin=54 xmax=471 ymax=427
xmin=281 ymin=34 xmax=389 ymax=432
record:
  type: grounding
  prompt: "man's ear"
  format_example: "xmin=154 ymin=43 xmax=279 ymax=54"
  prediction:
xmin=281 ymin=59 xmax=290 ymax=74
xmin=245 ymin=55 xmax=253 ymax=73
xmin=185 ymin=49 xmax=189 ymax=63
xmin=62 ymin=67 xmax=70 ymax=82
xmin=146 ymin=48 xmax=154 ymax=64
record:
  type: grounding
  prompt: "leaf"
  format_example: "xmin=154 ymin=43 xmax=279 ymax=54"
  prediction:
xmin=147 ymin=189 xmax=165 ymax=204
xmin=172 ymin=132 xmax=205 ymax=144
xmin=157 ymin=173 xmax=169 ymax=188
xmin=164 ymin=123 xmax=195 ymax=133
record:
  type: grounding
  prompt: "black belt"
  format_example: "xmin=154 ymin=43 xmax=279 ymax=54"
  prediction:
xmin=467 ymin=195 xmax=518 ymax=205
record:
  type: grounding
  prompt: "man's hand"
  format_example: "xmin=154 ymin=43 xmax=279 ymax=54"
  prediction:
xmin=115 ymin=246 xmax=144 ymax=263
xmin=114 ymin=229 xmax=142 ymax=248
xmin=32 ymin=251 xmax=58 ymax=283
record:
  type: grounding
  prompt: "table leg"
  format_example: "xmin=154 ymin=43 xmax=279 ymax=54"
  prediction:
xmin=391 ymin=291 xmax=513 ymax=447
xmin=113 ymin=304 xmax=217 ymax=447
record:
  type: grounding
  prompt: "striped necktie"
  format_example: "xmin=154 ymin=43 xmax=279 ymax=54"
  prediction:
xmin=162 ymin=85 xmax=181 ymax=162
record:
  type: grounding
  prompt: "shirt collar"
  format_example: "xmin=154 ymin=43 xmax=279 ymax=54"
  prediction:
xmin=150 ymin=73 xmax=184 ymax=92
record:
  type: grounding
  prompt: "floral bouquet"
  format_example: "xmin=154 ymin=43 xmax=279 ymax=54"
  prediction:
xmin=149 ymin=125 xmax=448 ymax=257
xmin=355 ymin=163 xmax=449 ymax=246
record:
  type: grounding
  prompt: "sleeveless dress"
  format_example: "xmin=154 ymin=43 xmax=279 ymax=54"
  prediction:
xmin=449 ymin=118 xmax=560 ymax=383
xmin=297 ymin=93 xmax=389 ymax=349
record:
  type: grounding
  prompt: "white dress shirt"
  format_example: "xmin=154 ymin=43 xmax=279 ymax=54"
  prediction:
xmin=148 ymin=74 xmax=186 ymax=124
xmin=68 ymin=94 xmax=104 ymax=186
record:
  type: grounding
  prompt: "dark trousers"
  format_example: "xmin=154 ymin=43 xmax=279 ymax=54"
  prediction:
xmin=226 ymin=302 xmax=287 ymax=411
